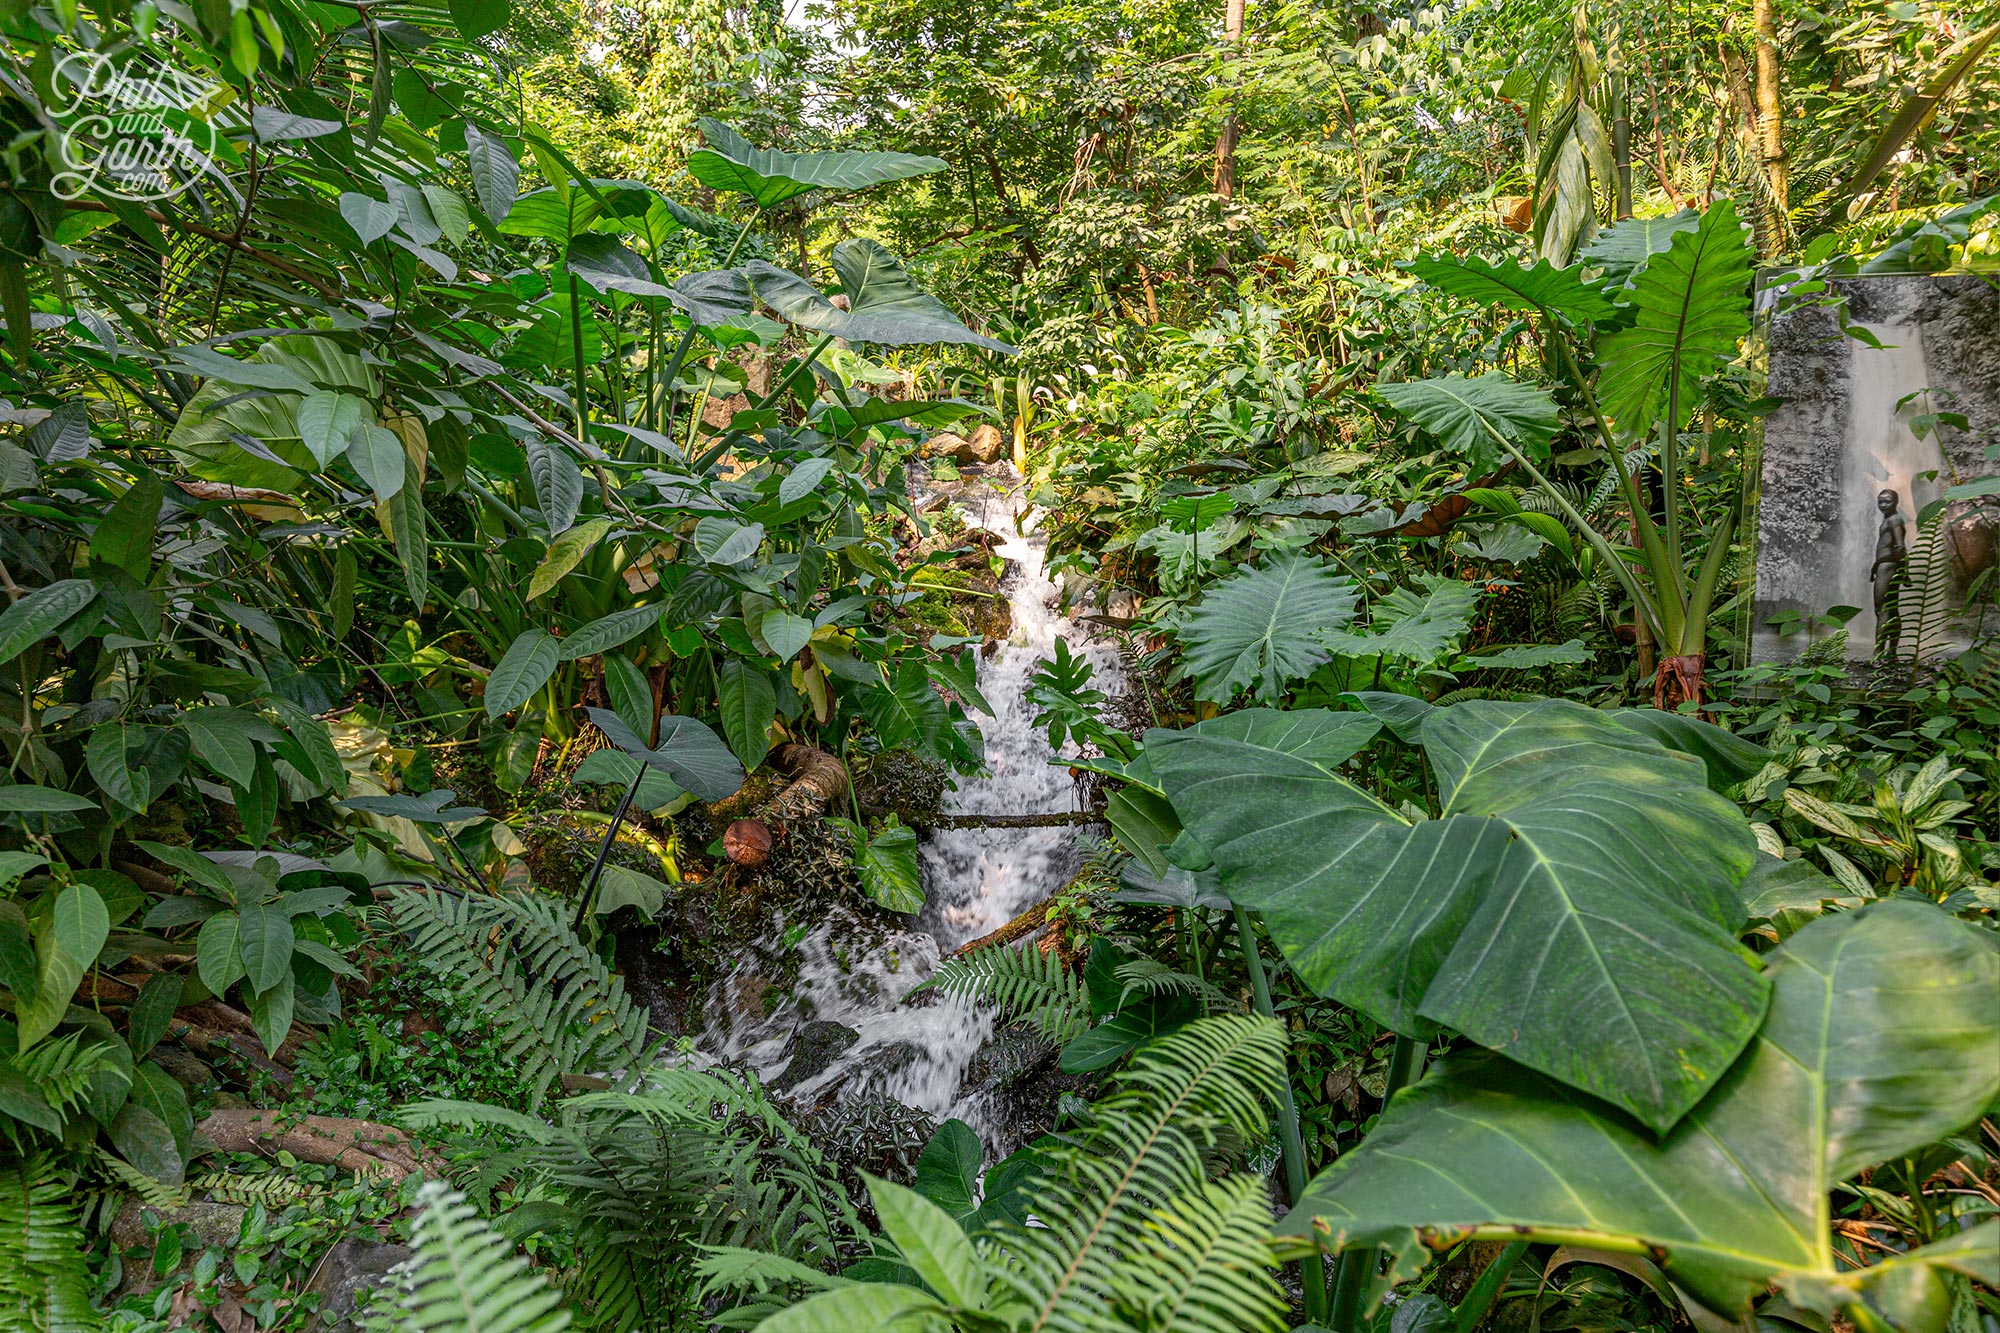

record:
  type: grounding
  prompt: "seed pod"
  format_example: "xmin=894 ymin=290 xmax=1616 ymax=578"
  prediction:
xmin=724 ymin=819 xmax=773 ymax=868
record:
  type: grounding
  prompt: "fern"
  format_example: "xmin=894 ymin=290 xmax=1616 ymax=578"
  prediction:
xmin=94 ymin=1149 xmax=187 ymax=1210
xmin=990 ymin=1014 xmax=1289 ymax=1332
xmin=188 ymin=1170 xmax=330 ymax=1208
xmin=391 ymin=898 xmax=859 ymax=1333
xmin=2 ymin=1032 xmax=123 ymax=1143
xmin=388 ymin=889 xmax=653 ymax=1108
xmin=919 ymin=944 xmax=1091 ymax=1044
xmin=1109 ymin=958 xmax=1233 ymax=1015
xmin=369 ymin=1181 xmax=571 ymax=1333
xmin=746 ymin=1016 xmax=1292 ymax=1333
xmin=0 ymin=1154 xmax=95 ymax=1333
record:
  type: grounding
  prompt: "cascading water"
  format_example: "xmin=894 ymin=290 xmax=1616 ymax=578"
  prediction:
xmin=700 ymin=467 xmax=1123 ymax=1145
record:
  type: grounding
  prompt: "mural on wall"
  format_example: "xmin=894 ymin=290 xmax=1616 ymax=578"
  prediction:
xmin=1752 ymin=274 xmax=2000 ymax=669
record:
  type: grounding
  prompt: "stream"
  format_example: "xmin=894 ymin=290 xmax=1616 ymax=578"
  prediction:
xmin=700 ymin=466 xmax=1124 ymax=1146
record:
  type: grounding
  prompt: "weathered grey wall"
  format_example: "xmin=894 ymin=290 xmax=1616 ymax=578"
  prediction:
xmin=1751 ymin=275 xmax=2000 ymax=665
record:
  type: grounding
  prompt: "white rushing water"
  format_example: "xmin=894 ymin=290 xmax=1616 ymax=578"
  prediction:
xmin=1838 ymin=323 xmax=1952 ymax=653
xmin=701 ymin=467 xmax=1124 ymax=1142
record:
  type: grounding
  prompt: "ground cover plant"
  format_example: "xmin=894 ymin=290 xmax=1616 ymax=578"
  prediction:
xmin=0 ymin=0 xmax=1996 ymax=1330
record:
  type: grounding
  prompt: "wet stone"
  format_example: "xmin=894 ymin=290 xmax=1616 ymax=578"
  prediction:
xmin=770 ymin=1019 xmax=860 ymax=1093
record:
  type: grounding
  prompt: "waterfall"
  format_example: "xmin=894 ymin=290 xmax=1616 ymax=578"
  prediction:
xmin=699 ymin=468 xmax=1124 ymax=1143
xmin=1839 ymin=323 xmax=1951 ymax=653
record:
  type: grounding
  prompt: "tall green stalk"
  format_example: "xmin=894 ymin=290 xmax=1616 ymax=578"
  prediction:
xmin=1328 ymin=1031 xmax=1427 ymax=1331
xmin=1233 ymin=904 xmax=1329 ymax=1325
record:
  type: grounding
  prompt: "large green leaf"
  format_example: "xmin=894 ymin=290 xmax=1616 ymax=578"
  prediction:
xmin=1405 ymin=255 xmax=1618 ymax=324
xmin=745 ymin=243 xmax=1015 ymax=353
xmin=1594 ymin=200 xmax=1753 ymax=441
xmin=1147 ymin=700 xmax=1766 ymax=1133
xmin=163 ymin=336 xmax=374 ymax=490
xmin=0 ymin=579 xmax=96 ymax=664
xmin=485 ymin=630 xmax=560 ymax=719
xmin=717 ymin=658 xmax=776 ymax=769
xmin=1376 ymin=373 xmax=1561 ymax=471
xmin=1318 ymin=575 xmax=1479 ymax=666
xmin=585 ymin=708 xmax=744 ymax=802
xmin=1286 ymin=902 xmax=2000 ymax=1322
xmin=1178 ymin=555 xmax=1357 ymax=703
xmin=687 ymin=118 xmax=946 ymax=209
xmin=1579 ymin=209 xmax=1700 ymax=283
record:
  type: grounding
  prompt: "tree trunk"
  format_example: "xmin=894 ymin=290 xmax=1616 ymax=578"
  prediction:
xmin=1608 ymin=22 xmax=1634 ymax=220
xmin=761 ymin=743 xmax=849 ymax=825
xmin=197 ymin=1110 xmax=441 ymax=1182
xmin=1212 ymin=0 xmax=1247 ymax=196
xmin=1753 ymin=0 xmax=1788 ymax=253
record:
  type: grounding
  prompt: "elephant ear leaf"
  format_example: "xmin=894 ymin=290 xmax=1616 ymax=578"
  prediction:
xmin=1579 ymin=208 xmax=1701 ymax=284
xmin=1149 ymin=699 xmax=1765 ymax=1133
xmin=1375 ymin=373 xmax=1561 ymax=471
xmin=1284 ymin=901 xmax=2000 ymax=1323
xmin=688 ymin=118 xmax=947 ymax=208
xmin=826 ymin=239 xmax=1016 ymax=353
xmin=1178 ymin=554 xmax=1358 ymax=702
xmin=1405 ymin=254 xmax=1619 ymax=324
xmin=1593 ymin=199 xmax=1753 ymax=441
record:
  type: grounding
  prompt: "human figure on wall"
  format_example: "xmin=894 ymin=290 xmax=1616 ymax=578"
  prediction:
xmin=1871 ymin=487 xmax=1909 ymax=656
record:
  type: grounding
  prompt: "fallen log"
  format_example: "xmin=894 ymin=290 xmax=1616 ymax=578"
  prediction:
xmin=171 ymin=1021 xmax=294 ymax=1093
xmin=763 ymin=744 xmax=850 ymax=823
xmin=944 ymin=896 xmax=1054 ymax=960
xmin=725 ymin=744 xmax=851 ymax=865
xmin=197 ymin=1109 xmax=440 ymax=1182
xmin=886 ymin=810 xmax=1105 ymax=830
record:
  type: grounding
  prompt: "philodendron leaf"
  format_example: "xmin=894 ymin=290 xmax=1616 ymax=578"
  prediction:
xmin=1594 ymin=199 xmax=1753 ymax=441
xmin=743 ymin=242 xmax=1015 ymax=353
xmin=1376 ymin=373 xmax=1561 ymax=471
xmin=486 ymin=630 xmax=560 ymax=718
xmin=688 ymin=117 xmax=946 ymax=208
xmin=1318 ymin=575 xmax=1479 ymax=667
xmin=584 ymin=708 xmax=744 ymax=801
xmin=565 ymin=233 xmax=674 ymax=299
xmin=1405 ymin=254 xmax=1619 ymax=324
xmin=1286 ymin=902 xmax=2000 ymax=1322
xmin=1178 ymin=554 xmax=1358 ymax=702
xmin=1579 ymin=208 xmax=1700 ymax=284
xmin=1147 ymin=700 xmax=1766 ymax=1133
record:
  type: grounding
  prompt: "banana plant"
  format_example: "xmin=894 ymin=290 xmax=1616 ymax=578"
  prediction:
xmin=1386 ymin=200 xmax=1754 ymax=707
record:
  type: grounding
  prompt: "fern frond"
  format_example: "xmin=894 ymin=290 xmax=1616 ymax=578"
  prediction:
xmin=0 ymin=1154 xmax=95 ymax=1333
xmin=387 ymin=889 xmax=653 ymax=1108
xmin=94 ymin=1149 xmax=188 ymax=1209
xmin=187 ymin=1170 xmax=330 ymax=1208
xmin=1127 ymin=1177 xmax=1289 ymax=1333
xmin=920 ymin=945 xmax=1091 ymax=1044
xmin=372 ymin=1181 xmax=570 ymax=1333
xmin=986 ymin=1014 xmax=1289 ymax=1333
xmin=1110 ymin=958 xmax=1234 ymax=1015
xmin=4 ymin=1032 xmax=123 ymax=1127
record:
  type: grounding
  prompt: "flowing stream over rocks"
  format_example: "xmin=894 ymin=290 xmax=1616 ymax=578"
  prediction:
xmin=698 ymin=466 xmax=1124 ymax=1146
